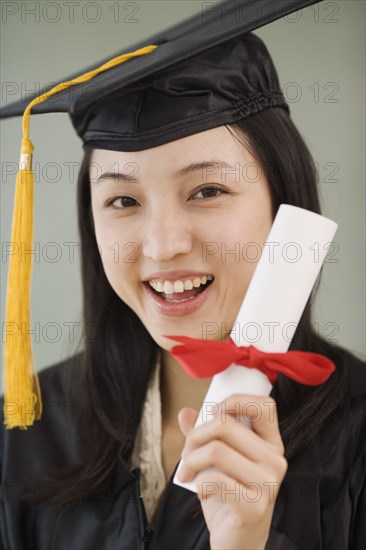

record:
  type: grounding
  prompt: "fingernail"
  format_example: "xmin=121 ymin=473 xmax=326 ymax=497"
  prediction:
xmin=178 ymin=469 xmax=186 ymax=482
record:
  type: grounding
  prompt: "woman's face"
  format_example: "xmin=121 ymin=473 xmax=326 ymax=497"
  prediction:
xmin=90 ymin=125 xmax=273 ymax=350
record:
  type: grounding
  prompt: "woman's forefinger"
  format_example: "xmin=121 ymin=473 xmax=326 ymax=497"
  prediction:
xmin=215 ymin=394 xmax=284 ymax=453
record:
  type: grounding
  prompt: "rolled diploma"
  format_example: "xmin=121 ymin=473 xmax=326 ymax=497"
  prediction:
xmin=173 ymin=204 xmax=338 ymax=492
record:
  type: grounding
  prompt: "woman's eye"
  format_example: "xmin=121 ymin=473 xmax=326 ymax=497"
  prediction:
xmin=191 ymin=186 xmax=227 ymax=200
xmin=105 ymin=186 xmax=227 ymax=209
xmin=106 ymin=196 xmax=138 ymax=209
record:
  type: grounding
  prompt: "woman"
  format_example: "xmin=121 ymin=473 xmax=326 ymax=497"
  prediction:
xmin=1 ymin=5 xmax=365 ymax=550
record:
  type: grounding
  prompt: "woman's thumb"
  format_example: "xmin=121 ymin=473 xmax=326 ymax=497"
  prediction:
xmin=177 ymin=407 xmax=199 ymax=437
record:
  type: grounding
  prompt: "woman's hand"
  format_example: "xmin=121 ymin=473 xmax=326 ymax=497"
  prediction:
xmin=177 ymin=394 xmax=287 ymax=550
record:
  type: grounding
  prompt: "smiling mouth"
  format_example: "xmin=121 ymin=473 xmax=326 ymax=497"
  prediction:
xmin=145 ymin=278 xmax=214 ymax=302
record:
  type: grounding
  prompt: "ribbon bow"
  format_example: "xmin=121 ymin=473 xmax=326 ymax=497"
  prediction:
xmin=164 ymin=335 xmax=336 ymax=385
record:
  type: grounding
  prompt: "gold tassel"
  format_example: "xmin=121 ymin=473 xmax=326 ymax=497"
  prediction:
xmin=4 ymin=138 xmax=41 ymax=429
xmin=3 ymin=44 xmax=157 ymax=429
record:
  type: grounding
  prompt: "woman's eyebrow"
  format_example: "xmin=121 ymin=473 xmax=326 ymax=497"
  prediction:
xmin=174 ymin=160 xmax=234 ymax=179
xmin=93 ymin=172 xmax=140 ymax=186
xmin=92 ymin=160 xmax=234 ymax=186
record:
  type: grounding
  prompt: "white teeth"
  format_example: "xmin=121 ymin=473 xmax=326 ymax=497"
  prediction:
xmin=148 ymin=274 xmax=213 ymax=294
xmin=173 ymin=280 xmax=185 ymax=293
xmin=184 ymin=280 xmax=193 ymax=290
xmin=163 ymin=281 xmax=174 ymax=294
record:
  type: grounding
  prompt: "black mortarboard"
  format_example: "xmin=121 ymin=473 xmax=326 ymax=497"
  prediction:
xmin=1 ymin=0 xmax=321 ymax=151
xmin=1 ymin=0 xmax=321 ymax=429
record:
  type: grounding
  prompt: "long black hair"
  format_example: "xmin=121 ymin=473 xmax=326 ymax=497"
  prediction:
xmin=21 ymin=107 xmax=353 ymax=507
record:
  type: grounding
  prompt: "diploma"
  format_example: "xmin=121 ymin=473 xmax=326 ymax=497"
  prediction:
xmin=173 ymin=204 xmax=338 ymax=492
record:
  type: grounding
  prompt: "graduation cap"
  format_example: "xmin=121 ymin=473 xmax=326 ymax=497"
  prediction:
xmin=1 ymin=0 xmax=321 ymax=429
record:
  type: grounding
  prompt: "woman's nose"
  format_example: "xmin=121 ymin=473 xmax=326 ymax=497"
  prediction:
xmin=142 ymin=206 xmax=194 ymax=262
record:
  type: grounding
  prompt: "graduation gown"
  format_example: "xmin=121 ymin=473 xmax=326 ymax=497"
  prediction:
xmin=1 ymin=352 xmax=366 ymax=550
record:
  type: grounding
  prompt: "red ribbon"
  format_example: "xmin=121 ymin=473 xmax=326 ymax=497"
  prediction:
xmin=164 ymin=335 xmax=336 ymax=385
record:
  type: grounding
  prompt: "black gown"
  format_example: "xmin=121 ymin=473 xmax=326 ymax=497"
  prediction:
xmin=1 ymin=351 xmax=365 ymax=550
